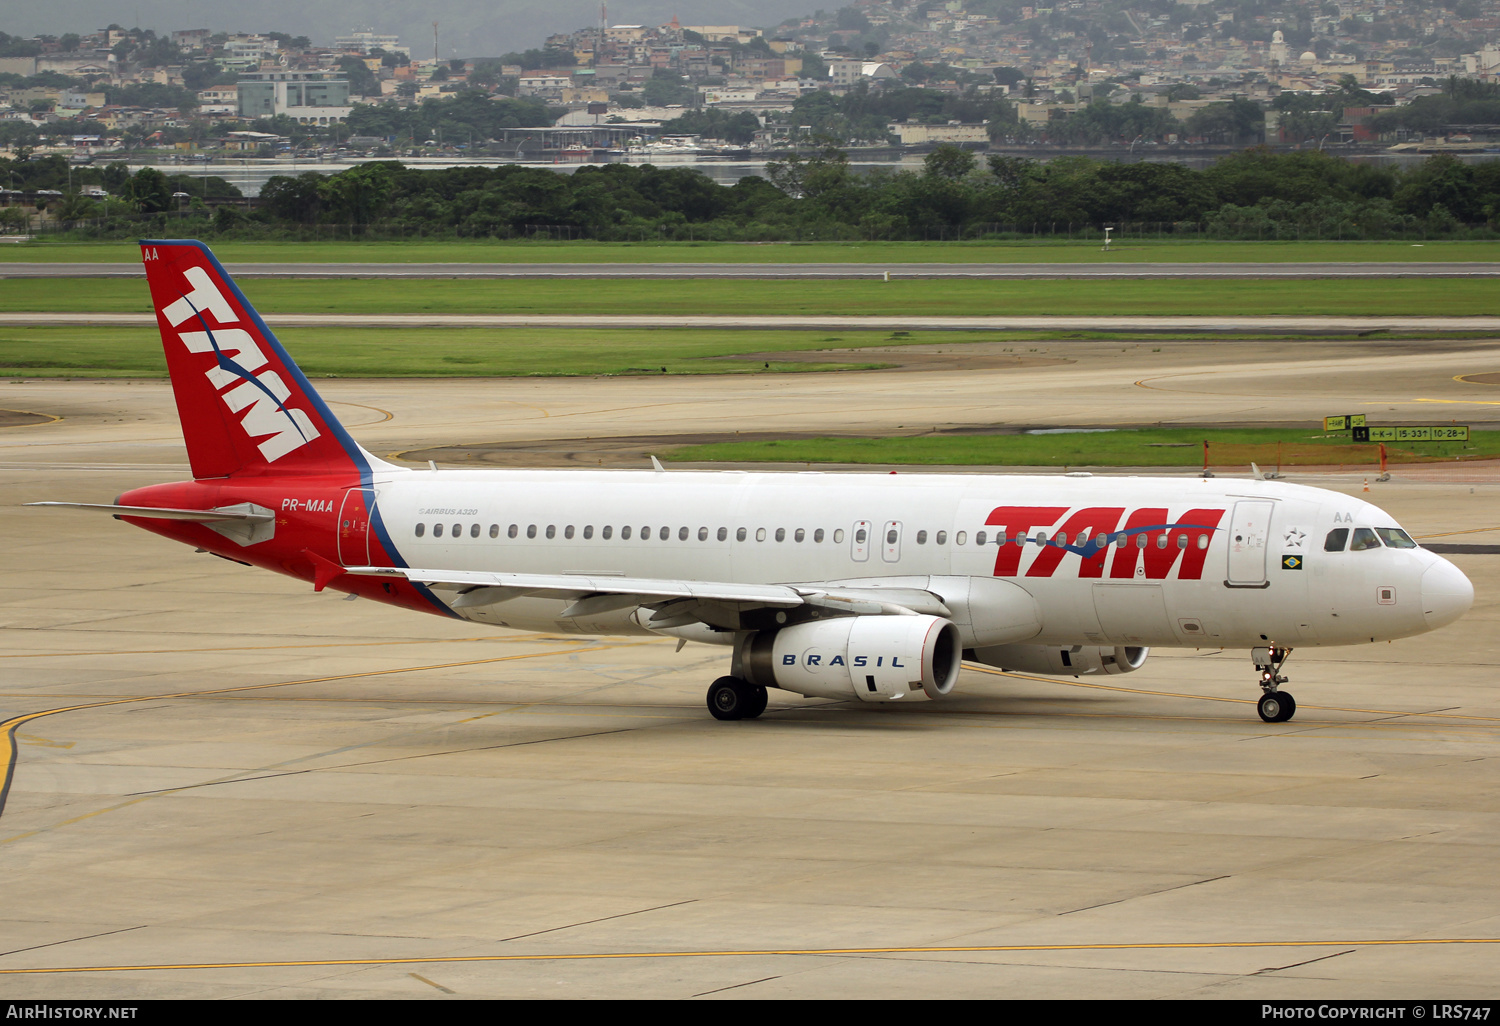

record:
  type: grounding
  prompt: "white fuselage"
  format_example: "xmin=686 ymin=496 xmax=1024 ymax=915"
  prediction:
xmin=362 ymin=468 xmax=1469 ymax=652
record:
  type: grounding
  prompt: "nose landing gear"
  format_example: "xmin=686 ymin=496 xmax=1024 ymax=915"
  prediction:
xmin=1253 ymin=645 xmax=1296 ymax=722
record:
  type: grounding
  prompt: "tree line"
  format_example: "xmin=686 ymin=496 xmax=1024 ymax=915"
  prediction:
xmin=12 ymin=147 xmax=1500 ymax=241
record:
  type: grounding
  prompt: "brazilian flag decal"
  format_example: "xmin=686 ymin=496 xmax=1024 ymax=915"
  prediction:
xmin=1281 ymin=554 xmax=1304 ymax=571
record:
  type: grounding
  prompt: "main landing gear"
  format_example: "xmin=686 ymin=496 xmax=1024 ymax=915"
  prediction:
xmin=1253 ymin=645 xmax=1296 ymax=723
xmin=706 ymin=676 xmax=768 ymax=721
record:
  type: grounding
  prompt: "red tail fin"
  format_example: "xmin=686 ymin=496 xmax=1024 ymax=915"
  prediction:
xmin=141 ymin=240 xmax=360 ymax=479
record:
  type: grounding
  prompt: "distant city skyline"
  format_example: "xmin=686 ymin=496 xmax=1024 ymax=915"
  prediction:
xmin=1 ymin=1 xmax=814 ymax=56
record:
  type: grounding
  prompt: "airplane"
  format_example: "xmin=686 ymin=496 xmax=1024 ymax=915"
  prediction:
xmin=30 ymin=240 xmax=1475 ymax=723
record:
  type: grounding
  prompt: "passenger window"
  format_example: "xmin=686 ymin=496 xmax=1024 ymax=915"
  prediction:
xmin=546 ymin=525 xmax=556 ymax=539
xmin=1350 ymin=527 xmax=1382 ymax=551
xmin=1324 ymin=528 xmax=1348 ymax=552
xmin=756 ymin=528 xmax=767 ymax=542
xmin=526 ymin=525 xmax=537 ymax=539
xmin=855 ymin=528 xmax=867 ymax=543
xmin=977 ymin=531 xmax=988 ymax=545
xmin=737 ymin=528 xmax=747 ymax=541
xmin=508 ymin=524 xmax=518 ymax=539
xmin=955 ymin=531 xmax=966 ymax=545
xmin=660 ymin=526 xmax=670 ymax=541
xmin=717 ymin=527 xmax=727 ymax=541
xmin=583 ymin=525 xmax=593 ymax=539
xmin=622 ymin=526 xmax=632 ymax=540
xmin=916 ymin=530 xmax=927 ymax=544
xmin=795 ymin=528 xmax=805 ymax=542
xmin=936 ymin=531 xmax=947 ymax=544
xmin=1035 ymin=531 xmax=1047 ymax=546
xmin=1197 ymin=534 xmax=1208 ymax=549
xmin=565 ymin=525 xmax=574 ymax=539
xmin=452 ymin=523 xmax=461 ymax=537
xmin=1375 ymin=528 xmax=1418 ymax=549
xmin=698 ymin=527 xmax=708 ymax=541
xmin=833 ymin=529 xmax=844 ymax=543
xmin=1156 ymin=534 xmax=1168 ymax=549
xmin=489 ymin=524 xmax=499 ymax=538
xmin=415 ymin=523 xmax=425 ymax=537
xmin=814 ymin=528 xmax=824 ymax=543
xmin=470 ymin=523 xmax=480 ymax=538
xmin=1136 ymin=534 xmax=1147 ymax=549
xmin=994 ymin=530 xmax=1007 ymax=545
xmin=434 ymin=523 xmax=444 ymax=538
xmin=602 ymin=526 xmax=613 ymax=539
xmin=775 ymin=528 xmax=785 ymax=542
xmin=1176 ymin=534 xmax=1187 ymax=549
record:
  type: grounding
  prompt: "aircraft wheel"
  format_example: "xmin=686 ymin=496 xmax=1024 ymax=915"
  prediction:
xmin=1258 ymin=691 xmax=1295 ymax=723
xmin=707 ymin=676 xmax=752 ymax=721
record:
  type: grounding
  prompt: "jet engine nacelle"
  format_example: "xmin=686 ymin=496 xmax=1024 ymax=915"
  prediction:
xmin=737 ymin=614 xmax=962 ymax=702
xmin=969 ymin=643 xmax=1149 ymax=677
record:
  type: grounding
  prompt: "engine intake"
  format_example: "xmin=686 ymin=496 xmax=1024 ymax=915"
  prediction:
xmin=969 ymin=643 xmax=1148 ymax=677
xmin=737 ymin=614 xmax=962 ymax=702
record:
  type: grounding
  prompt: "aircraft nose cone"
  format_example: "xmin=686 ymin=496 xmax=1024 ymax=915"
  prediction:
xmin=1421 ymin=558 xmax=1474 ymax=630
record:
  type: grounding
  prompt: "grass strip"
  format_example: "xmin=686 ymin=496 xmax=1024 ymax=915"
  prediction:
xmin=670 ymin=427 xmax=1500 ymax=468
xmin=1 ymin=239 xmax=1496 ymax=264
xmin=3 ymin=277 xmax=1497 ymax=317
xmin=0 ymin=326 xmax=984 ymax=378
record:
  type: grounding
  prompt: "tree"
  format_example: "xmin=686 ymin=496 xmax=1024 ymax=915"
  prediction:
xmin=260 ymin=172 xmax=324 ymax=223
xmin=766 ymin=145 xmax=851 ymax=199
xmin=1185 ymin=98 xmax=1263 ymax=144
xmin=125 ymin=167 xmax=172 ymax=212
xmin=320 ymin=163 xmax=395 ymax=224
xmin=338 ymin=57 xmax=381 ymax=98
xmin=924 ymin=144 xmax=977 ymax=180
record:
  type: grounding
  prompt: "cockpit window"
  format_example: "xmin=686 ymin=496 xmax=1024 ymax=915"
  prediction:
xmin=1375 ymin=527 xmax=1418 ymax=549
xmin=1350 ymin=527 xmax=1382 ymax=551
xmin=1324 ymin=528 xmax=1348 ymax=552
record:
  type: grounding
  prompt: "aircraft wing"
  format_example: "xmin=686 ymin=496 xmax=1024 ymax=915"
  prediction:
xmin=344 ymin=566 xmax=952 ymax=627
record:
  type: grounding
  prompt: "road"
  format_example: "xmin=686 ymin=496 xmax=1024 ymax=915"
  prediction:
xmin=4 ymin=261 xmax=1500 ymax=279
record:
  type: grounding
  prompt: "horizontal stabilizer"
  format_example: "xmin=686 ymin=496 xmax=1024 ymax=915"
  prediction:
xmin=25 ymin=501 xmax=274 ymax=523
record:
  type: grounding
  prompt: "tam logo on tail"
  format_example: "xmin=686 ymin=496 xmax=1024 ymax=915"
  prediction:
xmin=141 ymin=241 xmax=355 ymax=480
xmin=159 ymin=263 xmax=320 ymax=463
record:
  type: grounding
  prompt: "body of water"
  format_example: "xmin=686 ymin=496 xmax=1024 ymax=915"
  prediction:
xmin=133 ymin=150 xmax=1499 ymax=198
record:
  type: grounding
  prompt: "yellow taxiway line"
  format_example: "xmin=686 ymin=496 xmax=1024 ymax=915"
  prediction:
xmin=2 ymin=936 xmax=1499 ymax=975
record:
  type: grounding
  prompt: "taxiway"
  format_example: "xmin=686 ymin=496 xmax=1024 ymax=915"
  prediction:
xmin=2 ymin=334 xmax=1499 ymax=998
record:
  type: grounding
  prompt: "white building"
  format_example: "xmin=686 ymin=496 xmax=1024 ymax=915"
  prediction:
xmin=335 ymin=31 xmax=410 ymax=57
xmin=888 ymin=121 xmax=989 ymax=145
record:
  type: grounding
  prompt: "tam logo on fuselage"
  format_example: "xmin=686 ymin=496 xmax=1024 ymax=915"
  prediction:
xmin=161 ymin=264 xmax=320 ymax=462
xmin=985 ymin=505 xmax=1227 ymax=580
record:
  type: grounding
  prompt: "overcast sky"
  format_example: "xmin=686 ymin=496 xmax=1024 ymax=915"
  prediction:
xmin=3 ymin=1 xmax=816 ymax=56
